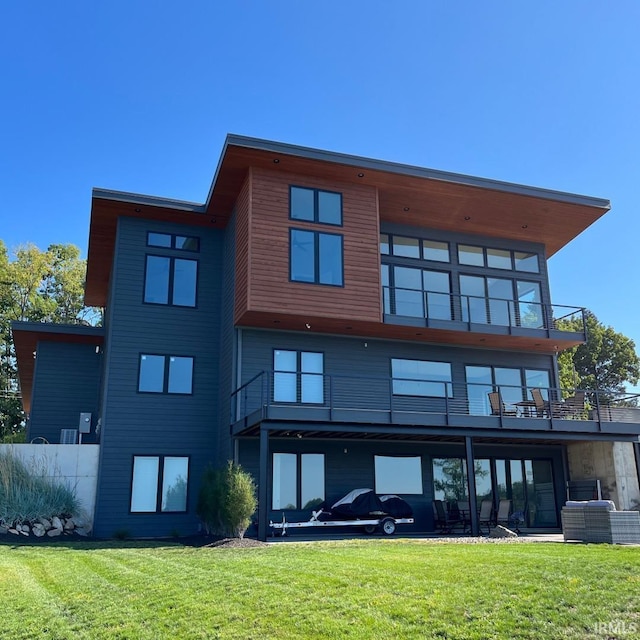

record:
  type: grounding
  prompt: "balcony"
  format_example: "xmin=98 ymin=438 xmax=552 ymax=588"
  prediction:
xmin=230 ymin=372 xmax=640 ymax=439
xmin=381 ymin=286 xmax=586 ymax=352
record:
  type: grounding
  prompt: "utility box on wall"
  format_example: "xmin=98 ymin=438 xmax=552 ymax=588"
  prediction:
xmin=79 ymin=412 xmax=92 ymax=434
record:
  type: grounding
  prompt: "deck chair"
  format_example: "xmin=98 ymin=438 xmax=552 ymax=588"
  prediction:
xmin=564 ymin=391 xmax=586 ymax=419
xmin=495 ymin=499 xmax=512 ymax=527
xmin=433 ymin=499 xmax=464 ymax=534
xmin=478 ymin=499 xmax=494 ymax=534
xmin=488 ymin=392 xmax=517 ymax=417
xmin=530 ymin=388 xmax=548 ymax=418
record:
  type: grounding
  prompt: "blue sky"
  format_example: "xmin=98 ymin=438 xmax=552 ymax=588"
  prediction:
xmin=2 ymin=2 xmax=640 ymax=349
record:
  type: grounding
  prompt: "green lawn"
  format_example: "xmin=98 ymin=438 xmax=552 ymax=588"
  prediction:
xmin=0 ymin=539 xmax=638 ymax=639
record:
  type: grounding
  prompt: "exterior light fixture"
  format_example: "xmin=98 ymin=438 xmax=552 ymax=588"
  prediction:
xmin=357 ymin=173 xmax=364 ymax=178
xmin=464 ymin=216 xmax=471 ymax=221
xmin=273 ymin=158 xmax=280 ymax=164
xmin=305 ymin=323 xmax=311 ymax=329
xmin=522 ymin=224 xmax=528 ymax=229
xmin=134 ymin=208 xmax=141 ymax=213
xmin=403 ymin=207 xmax=410 ymax=212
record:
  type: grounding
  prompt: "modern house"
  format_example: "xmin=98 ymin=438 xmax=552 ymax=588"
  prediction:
xmin=12 ymin=135 xmax=640 ymax=539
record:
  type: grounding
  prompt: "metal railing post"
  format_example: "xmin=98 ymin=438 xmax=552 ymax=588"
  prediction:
xmin=594 ymin=388 xmax=602 ymax=430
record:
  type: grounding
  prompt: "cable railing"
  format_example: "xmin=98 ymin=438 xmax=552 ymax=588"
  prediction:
xmin=381 ymin=286 xmax=585 ymax=333
xmin=230 ymin=373 xmax=640 ymax=428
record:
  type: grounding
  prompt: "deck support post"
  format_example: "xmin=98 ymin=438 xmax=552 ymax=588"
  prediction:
xmin=258 ymin=427 xmax=269 ymax=542
xmin=465 ymin=436 xmax=479 ymax=536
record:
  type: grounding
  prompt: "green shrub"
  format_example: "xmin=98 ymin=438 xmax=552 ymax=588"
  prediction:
xmin=0 ymin=450 xmax=80 ymax=526
xmin=197 ymin=461 xmax=257 ymax=538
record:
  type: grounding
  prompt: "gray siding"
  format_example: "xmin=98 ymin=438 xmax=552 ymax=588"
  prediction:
xmin=239 ymin=328 xmax=557 ymax=394
xmin=216 ymin=212 xmax=237 ymax=465
xmin=238 ymin=438 xmax=566 ymax=532
xmin=93 ymin=216 xmax=224 ymax=538
xmin=28 ymin=341 xmax=102 ymax=444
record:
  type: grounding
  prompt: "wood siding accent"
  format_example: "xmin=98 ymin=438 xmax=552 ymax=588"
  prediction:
xmin=233 ymin=174 xmax=251 ymax=324
xmin=235 ymin=168 xmax=382 ymax=324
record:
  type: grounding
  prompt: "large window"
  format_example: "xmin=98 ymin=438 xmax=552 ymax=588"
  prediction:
xmin=465 ymin=365 xmax=550 ymax=415
xmin=432 ymin=458 xmax=468 ymax=502
xmin=392 ymin=358 xmax=452 ymax=398
xmin=138 ymin=354 xmax=194 ymax=394
xmin=460 ymin=275 xmax=543 ymax=328
xmin=290 ymin=186 xmax=342 ymax=226
xmin=130 ymin=455 xmax=189 ymax=513
xmin=290 ymin=229 xmax=343 ymax=286
xmin=383 ymin=265 xmax=452 ymax=320
xmin=273 ymin=350 xmax=324 ymax=403
xmin=144 ymin=255 xmax=197 ymax=307
xmin=272 ymin=453 xmax=325 ymax=510
xmin=375 ymin=455 xmax=423 ymax=494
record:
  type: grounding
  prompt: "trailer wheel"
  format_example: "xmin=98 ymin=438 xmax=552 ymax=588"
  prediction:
xmin=381 ymin=518 xmax=396 ymax=535
xmin=364 ymin=524 xmax=377 ymax=535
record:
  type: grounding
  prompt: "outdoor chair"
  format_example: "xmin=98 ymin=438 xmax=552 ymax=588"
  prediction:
xmin=563 ymin=391 xmax=586 ymax=419
xmin=530 ymin=388 xmax=548 ymax=418
xmin=433 ymin=499 xmax=465 ymax=534
xmin=488 ymin=392 xmax=517 ymax=417
xmin=495 ymin=499 xmax=512 ymax=527
xmin=478 ymin=499 xmax=494 ymax=534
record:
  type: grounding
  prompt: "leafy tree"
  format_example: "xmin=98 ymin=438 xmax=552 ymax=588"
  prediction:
xmin=557 ymin=311 xmax=640 ymax=402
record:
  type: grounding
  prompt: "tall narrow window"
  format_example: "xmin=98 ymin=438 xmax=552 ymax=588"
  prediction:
xmin=272 ymin=453 xmax=325 ymax=510
xmin=290 ymin=230 xmax=343 ymax=286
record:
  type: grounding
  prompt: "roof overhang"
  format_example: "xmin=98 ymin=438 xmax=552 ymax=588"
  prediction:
xmin=85 ymin=134 xmax=611 ymax=306
xmin=11 ymin=322 xmax=104 ymax=413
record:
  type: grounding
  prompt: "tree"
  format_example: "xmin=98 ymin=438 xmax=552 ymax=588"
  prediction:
xmin=557 ymin=311 xmax=640 ymax=402
xmin=0 ymin=241 xmax=100 ymax=442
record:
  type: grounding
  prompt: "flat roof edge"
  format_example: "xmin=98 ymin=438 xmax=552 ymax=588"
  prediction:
xmin=222 ymin=134 xmax=611 ymax=210
xmin=11 ymin=321 xmax=105 ymax=338
xmin=92 ymin=188 xmax=206 ymax=213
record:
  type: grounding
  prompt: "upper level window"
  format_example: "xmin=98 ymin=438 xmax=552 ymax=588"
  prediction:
xmin=458 ymin=244 xmax=540 ymax=274
xmin=147 ymin=232 xmax=200 ymax=252
xmin=273 ymin=350 xmax=324 ymax=403
xmin=144 ymin=256 xmax=197 ymax=306
xmin=391 ymin=358 xmax=453 ymax=398
xmin=138 ymin=354 xmax=194 ymax=394
xmin=381 ymin=234 xmax=450 ymax=263
xmin=290 ymin=229 xmax=343 ymax=286
xmin=290 ymin=186 xmax=342 ymax=226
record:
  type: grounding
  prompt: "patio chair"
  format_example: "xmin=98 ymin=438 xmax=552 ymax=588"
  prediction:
xmin=478 ymin=499 xmax=494 ymax=534
xmin=530 ymin=388 xmax=548 ymax=418
xmin=488 ymin=392 xmax=517 ymax=417
xmin=433 ymin=499 xmax=465 ymax=534
xmin=563 ymin=391 xmax=586 ymax=419
xmin=495 ymin=499 xmax=512 ymax=527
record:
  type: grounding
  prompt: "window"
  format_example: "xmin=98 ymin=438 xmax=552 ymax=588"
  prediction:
xmin=375 ymin=455 xmax=423 ymax=494
xmin=391 ymin=358 xmax=452 ymax=398
xmin=465 ymin=365 xmax=551 ymax=416
xmin=272 ymin=453 xmax=325 ymax=510
xmin=273 ymin=350 xmax=323 ymax=403
xmin=290 ymin=186 xmax=342 ymax=225
xmin=433 ymin=458 xmax=468 ymax=502
xmin=147 ymin=232 xmax=199 ymax=252
xmin=457 ymin=243 xmax=540 ymax=274
xmin=131 ymin=455 xmax=189 ymax=513
xmin=290 ymin=229 xmax=343 ymax=286
xmin=138 ymin=354 xmax=193 ymax=394
xmin=385 ymin=265 xmax=452 ymax=320
xmin=144 ymin=255 xmax=197 ymax=306
xmin=380 ymin=234 xmax=450 ymax=263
